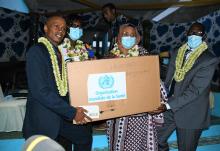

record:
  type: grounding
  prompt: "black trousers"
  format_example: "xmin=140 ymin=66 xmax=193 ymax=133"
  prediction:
xmin=57 ymin=120 xmax=93 ymax=151
xmin=157 ymin=111 xmax=202 ymax=151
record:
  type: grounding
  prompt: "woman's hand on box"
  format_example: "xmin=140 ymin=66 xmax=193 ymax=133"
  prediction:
xmin=148 ymin=104 xmax=167 ymax=115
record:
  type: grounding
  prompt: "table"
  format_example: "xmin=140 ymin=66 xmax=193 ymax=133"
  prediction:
xmin=0 ymin=98 xmax=26 ymax=132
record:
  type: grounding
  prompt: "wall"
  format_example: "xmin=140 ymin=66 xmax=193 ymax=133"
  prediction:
xmin=150 ymin=9 xmax=220 ymax=57
xmin=0 ymin=8 xmax=30 ymax=62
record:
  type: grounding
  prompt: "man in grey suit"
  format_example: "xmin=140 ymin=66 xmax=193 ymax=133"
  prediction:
xmin=152 ymin=22 xmax=219 ymax=151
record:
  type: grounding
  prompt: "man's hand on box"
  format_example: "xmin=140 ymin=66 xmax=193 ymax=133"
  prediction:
xmin=148 ymin=104 xmax=167 ymax=115
xmin=74 ymin=107 xmax=92 ymax=124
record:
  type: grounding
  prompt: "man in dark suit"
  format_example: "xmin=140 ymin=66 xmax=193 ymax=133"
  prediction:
xmin=22 ymin=15 xmax=92 ymax=151
xmin=152 ymin=22 xmax=219 ymax=151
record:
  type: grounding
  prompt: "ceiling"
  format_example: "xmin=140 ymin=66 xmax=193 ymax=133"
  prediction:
xmin=24 ymin=0 xmax=220 ymax=23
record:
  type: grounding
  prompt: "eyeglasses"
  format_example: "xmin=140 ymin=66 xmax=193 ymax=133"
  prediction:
xmin=187 ymin=31 xmax=204 ymax=36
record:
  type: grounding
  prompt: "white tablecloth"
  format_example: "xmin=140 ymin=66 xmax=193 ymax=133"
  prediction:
xmin=0 ymin=98 xmax=26 ymax=132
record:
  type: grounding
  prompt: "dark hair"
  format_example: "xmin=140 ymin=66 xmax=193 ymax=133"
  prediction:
xmin=45 ymin=15 xmax=65 ymax=25
xmin=45 ymin=14 xmax=64 ymax=19
xmin=66 ymin=15 xmax=82 ymax=27
xmin=102 ymin=3 xmax=116 ymax=10
xmin=188 ymin=22 xmax=205 ymax=36
xmin=126 ymin=23 xmax=136 ymax=28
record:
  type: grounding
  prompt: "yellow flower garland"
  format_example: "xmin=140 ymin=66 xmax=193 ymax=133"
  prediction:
xmin=174 ymin=42 xmax=208 ymax=82
xmin=110 ymin=43 xmax=139 ymax=58
xmin=58 ymin=38 xmax=89 ymax=61
xmin=38 ymin=37 xmax=68 ymax=96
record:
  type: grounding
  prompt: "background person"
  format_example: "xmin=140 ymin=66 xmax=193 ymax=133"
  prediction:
xmin=59 ymin=15 xmax=94 ymax=62
xmin=102 ymin=3 xmax=128 ymax=51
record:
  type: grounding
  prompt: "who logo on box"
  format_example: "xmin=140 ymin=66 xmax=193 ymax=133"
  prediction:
xmin=87 ymin=72 xmax=127 ymax=103
xmin=98 ymin=75 xmax=114 ymax=89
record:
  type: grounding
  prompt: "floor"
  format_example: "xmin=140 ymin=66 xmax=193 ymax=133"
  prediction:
xmin=1 ymin=115 xmax=220 ymax=151
xmin=1 ymin=81 xmax=219 ymax=151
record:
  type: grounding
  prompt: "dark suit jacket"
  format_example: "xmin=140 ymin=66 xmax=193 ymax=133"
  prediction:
xmin=23 ymin=43 xmax=76 ymax=139
xmin=165 ymin=48 xmax=218 ymax=129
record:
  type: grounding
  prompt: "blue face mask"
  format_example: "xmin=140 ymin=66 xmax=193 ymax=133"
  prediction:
xmin=162 ymin=58 xmax=169 ymax=65
xmin=187 ymin=35 xmax=202 ymax=49
xmin=68 ymin=27 xmax=83 ymax=41
xmin=121 ymin=36 xmax=136 ymax=49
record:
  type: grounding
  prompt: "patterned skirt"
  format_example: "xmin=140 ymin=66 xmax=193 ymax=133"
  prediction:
xmin=106 ymin=82 xmax=168 ymax=151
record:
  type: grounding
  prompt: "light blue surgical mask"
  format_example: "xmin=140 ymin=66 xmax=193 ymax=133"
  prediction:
xmin=187 ymin=35 xmax=202 ymax=49
xmin=163 ymin=58 xmax=169 ymax=65
xmin=121 ymin=36 xmax=136 ymax=49
xmin=68 ymin=27 xmax=83 ymax=41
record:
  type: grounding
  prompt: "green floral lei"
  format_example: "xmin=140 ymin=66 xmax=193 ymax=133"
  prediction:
xmin=38 ymin=37 xmax=68 ymax=96
xmin=59 ymin=38 xmax=88 ymax=61
xmin=110 ymin=43 xmax=139 ymax=58
xmin=174 ymin=42 xmax=208 ymax=82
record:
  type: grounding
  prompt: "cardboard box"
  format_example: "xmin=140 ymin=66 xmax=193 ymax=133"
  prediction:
xmin=67 ymin=56 xmax=161 ymax=122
